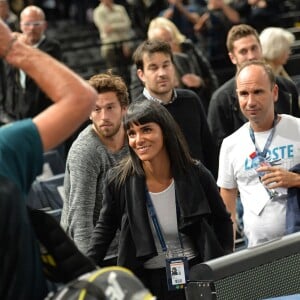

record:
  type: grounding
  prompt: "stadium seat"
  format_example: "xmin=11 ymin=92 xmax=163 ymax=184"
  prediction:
xmin=27 ymin=173 xmax=65 ymax=222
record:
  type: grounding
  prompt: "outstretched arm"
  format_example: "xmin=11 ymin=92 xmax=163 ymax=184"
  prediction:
xmin=217 ymin=1 xmax=240 ymax=24
xmin=162 ymin=0 xmax=200 ymax=24
xmin=0 ymin=20 xmax=97 ymax=151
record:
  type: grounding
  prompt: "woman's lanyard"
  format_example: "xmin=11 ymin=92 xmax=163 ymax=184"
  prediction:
xmin=249 ymin=115 xmax=278 ymax=158
xmin=145 ymin=191 xmax=189 ymax=291
xmin=145 ymin=190 xmax=184 ymax=255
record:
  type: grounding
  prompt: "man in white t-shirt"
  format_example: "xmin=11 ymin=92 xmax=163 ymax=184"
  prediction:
xmin=218 ymin=60 xmax=300 ymax=247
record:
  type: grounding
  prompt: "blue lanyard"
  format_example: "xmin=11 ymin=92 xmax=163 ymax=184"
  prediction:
xmin=249 ymin=115 xmax=278 ymax=158
xmin=145 ymin=190 xmax=183 ymax=253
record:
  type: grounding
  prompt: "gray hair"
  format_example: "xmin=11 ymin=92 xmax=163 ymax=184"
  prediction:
xmin=147 ymin=17 xmax=186 ymax=44
xmin=260 ymin=27 xmax=295 ymax=61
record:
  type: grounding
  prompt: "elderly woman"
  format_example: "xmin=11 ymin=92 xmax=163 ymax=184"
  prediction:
xmin=260 ymin=27 xmax=295 ymax=80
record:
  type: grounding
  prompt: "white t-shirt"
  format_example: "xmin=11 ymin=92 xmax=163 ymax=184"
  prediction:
xmin=218 ymin=114 xmax=300 ymax=247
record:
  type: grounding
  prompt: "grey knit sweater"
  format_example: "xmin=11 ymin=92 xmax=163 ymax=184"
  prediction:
xmin=60 ymin=124 xmax=128 ymax=255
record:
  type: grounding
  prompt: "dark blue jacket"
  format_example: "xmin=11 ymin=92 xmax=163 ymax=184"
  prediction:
xmin=286 ymin=164 xmax=300 ymax=234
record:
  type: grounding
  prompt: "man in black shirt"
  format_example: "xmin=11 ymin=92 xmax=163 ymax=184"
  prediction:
xmin=0 ymin=5 xmax=62 ymax=125
xmin=132 ymin=39 xmax=218 ymax=178
xmin=207 ymin=24 xmax=300 ymax=152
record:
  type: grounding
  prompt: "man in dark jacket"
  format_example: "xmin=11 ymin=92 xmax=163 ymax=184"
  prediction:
xmin=0 ymin=5 xmax=61 ymax=125
xmin=207 ymin=24 xmax=300 ymax=153
xmin=132 ymin=39 xmax=218 ymax=178
xmin=130 ymin=17 xmax=219 ymax=112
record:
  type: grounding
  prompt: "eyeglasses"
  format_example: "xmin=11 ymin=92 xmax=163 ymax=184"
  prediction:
xmin=21 ymin=21 xmax=45 ymax=27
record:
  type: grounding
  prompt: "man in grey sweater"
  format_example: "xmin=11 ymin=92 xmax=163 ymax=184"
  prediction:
xmin=61 ymin=72 xmax=129 ymax=260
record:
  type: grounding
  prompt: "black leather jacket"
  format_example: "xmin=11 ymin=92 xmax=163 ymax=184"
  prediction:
xmin=87 ymin=162 xmax=233 ymax=272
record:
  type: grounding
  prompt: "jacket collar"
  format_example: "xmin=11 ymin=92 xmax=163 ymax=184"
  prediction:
xmin=124 ymin=172 xmax=212 ymax=258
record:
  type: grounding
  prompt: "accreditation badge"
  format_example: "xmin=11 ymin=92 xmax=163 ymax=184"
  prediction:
xmin=165 ymin=257 xmax=189 ymax=291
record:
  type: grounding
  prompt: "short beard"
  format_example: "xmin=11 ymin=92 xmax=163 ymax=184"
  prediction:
xmin=94 ymin=123 xmax=121 ymax=139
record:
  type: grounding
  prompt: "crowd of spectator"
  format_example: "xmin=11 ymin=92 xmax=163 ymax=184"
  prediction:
xmin=2 ymin=0 xmax=300 ymax=299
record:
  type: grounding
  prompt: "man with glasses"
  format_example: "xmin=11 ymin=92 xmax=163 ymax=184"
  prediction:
xmin=0 ymin=5 xmax=62 ymax=125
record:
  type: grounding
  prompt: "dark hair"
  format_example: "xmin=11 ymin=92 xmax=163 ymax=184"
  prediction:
xmin=132 ymin=39 xmax=174 ymax=71
xmin=88 ymin=70 xmax=129 ymax=107
xmin=114 ymin=100 xmax=194 ymax=185
xmin=236 ymin=60 xmax=276 ymax=89
xmin=226 ymin=24 xmax=260 ymax=53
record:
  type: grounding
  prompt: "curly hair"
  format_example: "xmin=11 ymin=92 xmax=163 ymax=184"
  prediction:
xmin=88 ymin=70 xmax=129 ymax=107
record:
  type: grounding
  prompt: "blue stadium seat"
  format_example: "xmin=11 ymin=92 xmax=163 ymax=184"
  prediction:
xmin=27 ymin=173 xmax=65 ymax=222
xmin=37 ymin=150 xmax=65 ymax=180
